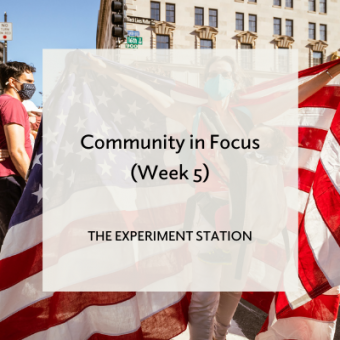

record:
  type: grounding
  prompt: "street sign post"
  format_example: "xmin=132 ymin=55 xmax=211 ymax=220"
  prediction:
xmin=127 ymin=30 xmax=140 ymax=37
xmin=0 ymin=22 xmax=12 ymax=41
xmin=125 ymin=43 xmax=138 ymax=49
xmin=127 ymin=36 xmax=143 ymax=45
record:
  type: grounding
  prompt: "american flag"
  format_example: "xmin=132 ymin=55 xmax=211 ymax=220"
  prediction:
xmin=242 ymin=59 xmax=340 ymax=339
xmin=0 ymin=51 xmax=193 ymax=339
xmin=0 ymin=52 xmax=339 ymax=339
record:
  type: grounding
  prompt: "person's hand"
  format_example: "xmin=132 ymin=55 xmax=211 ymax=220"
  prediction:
xmin=328 ymin=63 xmax=340 ymax=78
xmin=0 ymin=149 xmax=9 ymax=161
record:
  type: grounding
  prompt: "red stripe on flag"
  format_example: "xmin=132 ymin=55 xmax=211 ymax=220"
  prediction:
xmin=0 ymin=292 xmax=136 ymax=340
xmin=298 ymin=168 xmax=315 ymax=193
xmin=298 ymin=59 xmax=340 ymax=78
xmin=277 ymin=293 xmax=340 ymax=321
xmin=283 ymin=168 xmax=315 ymax=193
xmin=298 ymin=127 xmax=327 ymax=151
xmin=0 ymin=243 xmax=42 ymax=291
xmin=275 ymin=126 xmax=326 ymax=151
xmin=313 ymin=162 xmax=340 ymax=247
xmin=299 ymin=86 xmax=340 ymax=110
xmin=298 ymin=219 xmax=332 ymax=299
xmin=275 ymin=291 xmax=290 ymax=316
xmin=241 ymin=292 xmax=275 ymax=314
xmin=141 ymin=292 xmax=191 ymax=340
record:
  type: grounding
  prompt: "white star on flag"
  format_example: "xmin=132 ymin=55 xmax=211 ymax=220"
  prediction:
xmin=71 ymin=93 xmax=82 ymax=105
xmin=98 ymin=160 xmax=112 ymax=176
xmin=112 ymin=110 xmax=125 ymax=124
xmin=128 ymin=126 xmax=141 ymax=138
xmin=97 ymin=92 xmax=110 ymax=106
xmin=122 ymin=166 xmax=131 ymax=179
xmin=60 ymin=141 xmax=74 ymax=157
xmin=85 ymin=101 xmax=98 ymax=115
xmin=74 ymin=117 xmax=87 ymax=131
xmin=43 ymin=128 xmax=58 ymax=145
xmin=112 ymin=83 xmax=126 ymax=97
xmin=76 ymin=148 xmax=92 ymax=161
xmin=93 ymin=129 xmax=105 ymax=139
xmin=48 ymin=162 xmax=64 ymax=178
xmin=108 ymin=151 xmax=117 ymax=163
xmin=67 ymin=171 xmax=76 ymax=186
xmin=127 ymin=101 xmax=141 ymax=116
xmin=101 ymin=122 xmax=112 ymax=136
xmin=32 ymin=153 xmax=42 ymax=169
xmin=56 ymin=110 xmax=68 ymax=126
xmin=85 ymin=102 xmax=97 ymax=115
xmin=32 ymin=184 xmax=49 ymax=203
xmin=143 ymin=118 xmax=154 ymax=130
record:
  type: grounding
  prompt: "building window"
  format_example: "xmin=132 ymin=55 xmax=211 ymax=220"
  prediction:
xmin=313 ymin=51 xmax=323 ymax=65
xmin=248 ymin=0 xmax=257 ymax=3
xmin=274 ymin=18 xmax=281 ymax=35
xmin=151 ymin=2 xmax=160 ymax=21
xmin=200 ymin=39 xmax=213 ymax=49
xmin=278 ymin=47 xmax=289 ymax=73
xmin=236 ymin=13 xmax=244 ymax=31
xmin=241 ymin=44 xmax=252 ymax=49
xmin=156 ymin=34 xmax=170 ymax=49
xmin=320 ymin=24 xmax=327 ymax=41
xmin=319 ymin=0 xmax=326 ymax=13
xmin=308 ymin=0 xmax=316 ymax=11
xmin=285 ymin=0 xmax=293 ymax=8
xmin=195 ymin=7 xmax=204 ymax=26
xmin=240 ymin=44 xmax=253 ymax=70
xmin=286 ymin=19 xmax=293 ymax=37
xmin=209 ymin=9 xmax=218 ymax=28
xmin=249 ymin=15 xmax=257 ymax=32
xmin=166 ymin=4 xmax=175 ymax=23
xmin=273 ymin=0 xmax=281 ymax=6
xmin=309 ymin=23 xmax=316 ymax=39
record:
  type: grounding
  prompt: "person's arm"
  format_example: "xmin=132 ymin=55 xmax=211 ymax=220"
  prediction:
xmin=4 ymin=123 xmax=30 ymax=179
xmin=249 ymin=63 xmax=340 ymax=125
xmin=0 ymin=149 xmax=9 ymax=161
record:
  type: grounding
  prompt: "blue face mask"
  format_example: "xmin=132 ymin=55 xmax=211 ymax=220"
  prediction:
xmin=204 ymin=74 xmax=234 ymax=101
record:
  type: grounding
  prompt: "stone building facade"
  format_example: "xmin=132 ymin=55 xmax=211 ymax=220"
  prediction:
xmin=97 ymin=0 xmax=340 ymax=70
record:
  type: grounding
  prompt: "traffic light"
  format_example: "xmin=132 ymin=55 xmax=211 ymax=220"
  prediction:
xmin=112 ymin=0 xmax=127 ymax=39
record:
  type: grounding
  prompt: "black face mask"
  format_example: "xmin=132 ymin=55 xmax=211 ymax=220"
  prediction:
xmin=14 ymin=79 xmax=36 ymax=100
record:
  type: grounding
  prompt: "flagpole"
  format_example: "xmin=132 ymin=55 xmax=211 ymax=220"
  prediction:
xmin=4 ymin=12 xmax=7 ymax=64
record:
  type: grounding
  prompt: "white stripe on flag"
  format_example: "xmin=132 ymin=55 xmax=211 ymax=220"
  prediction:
xmin=0 ymin=215 xmax=42 ymax=261
xmin=284 ymin=187 xmax=309 ymax=214
xmin=305 ymin=192 xmax=340 ymax=285
xmin=320 ymin=130 xmax=340 ymax=194
xmin=25 ymin=297 xmax=141 ymax=340
xmin=0 ymin=272 xmax=53 ymax=322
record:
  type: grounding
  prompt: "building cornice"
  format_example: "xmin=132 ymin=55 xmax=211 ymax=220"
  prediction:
xmin=308 ymin=39 xmax=328 ymax=52
xmin=273 ymin=35 xmax=295 ymax=48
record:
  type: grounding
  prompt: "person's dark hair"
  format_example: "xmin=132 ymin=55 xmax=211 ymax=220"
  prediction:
xmin=0 ymin=61 xmax=36 ymax=89
xmin=203 ymin=56 xmax=245 ymax=101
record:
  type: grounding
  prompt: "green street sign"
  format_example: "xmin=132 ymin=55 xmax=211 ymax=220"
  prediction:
xmin=125 ymin=43 xmax=138 ymax=49
xmin=127 ymin=36 xmax=143 ymax=45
